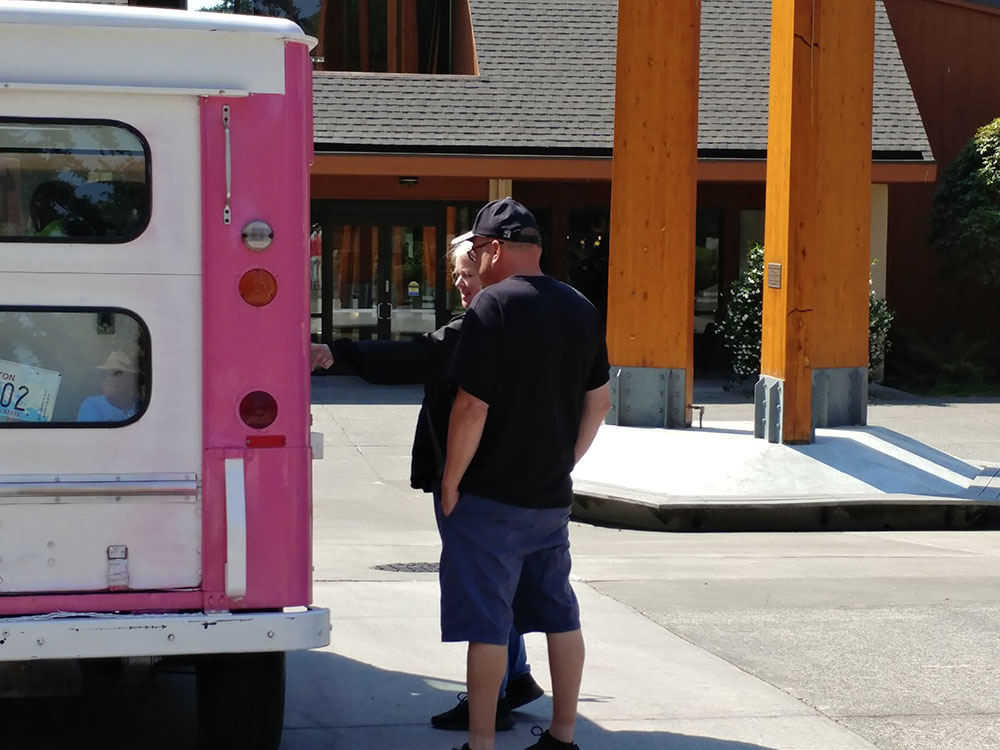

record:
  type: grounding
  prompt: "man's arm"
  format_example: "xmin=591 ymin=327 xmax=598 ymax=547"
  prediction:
xmin=310 ymin=343 xmax=333 ymax=370
xmin=574 ymin=382 xmax=611 ymax=464
xmin=440 ymin=387 xmax=489 ymax=516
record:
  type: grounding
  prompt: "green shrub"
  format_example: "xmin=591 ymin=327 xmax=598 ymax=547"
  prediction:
xmin=930 ymin=117 xmax=1000 ymax=287
xmin=716 ymin=245 xmax=894 ymax=381
xmin=886 ymin=329 xmax=998 ymax=396
xmin=715 ymin=245 xmax=765 ymax=380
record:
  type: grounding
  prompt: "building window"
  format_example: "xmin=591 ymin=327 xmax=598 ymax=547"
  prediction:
xmin=324 ymin=0 xmax=453 ymax=73
xmin=0 ymin=120 xmax=150 ymax=243
xmin=0 ymin=309 xmax=150 ymax=427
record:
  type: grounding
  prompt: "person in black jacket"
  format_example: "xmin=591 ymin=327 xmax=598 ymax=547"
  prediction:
xmin=328 ymin=234 xmax=544 ymax=731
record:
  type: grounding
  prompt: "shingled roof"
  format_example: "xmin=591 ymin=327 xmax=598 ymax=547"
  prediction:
xmin=312 ymin=0 xmax=933 ymax=162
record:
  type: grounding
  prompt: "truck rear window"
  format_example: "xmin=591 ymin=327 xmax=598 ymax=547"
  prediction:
xmin=0 ymin=308 xmax=150 ymax=427
xmin=0 ymin=119 xmax=150 ymax=243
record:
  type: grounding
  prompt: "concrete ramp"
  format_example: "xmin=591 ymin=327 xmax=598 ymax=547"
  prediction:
xmin=572 ymin=422 xmax=998 ymax=531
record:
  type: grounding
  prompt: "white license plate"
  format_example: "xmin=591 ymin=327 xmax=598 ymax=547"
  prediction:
xmin=0 ymin=359 xmax=62 ymax=422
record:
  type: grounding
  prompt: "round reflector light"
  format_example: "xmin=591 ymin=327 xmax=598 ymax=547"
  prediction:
xmin=240 ymin=390 xmax=278 ymax=429
xmin=239 ymin=269 xmax=277 ymax=307
xmin=242 ymin=220 xmax=274 ymax=251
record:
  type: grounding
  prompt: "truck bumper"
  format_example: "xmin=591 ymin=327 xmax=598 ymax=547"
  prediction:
xmin=0 ymin=607 xmax=331 ymax=661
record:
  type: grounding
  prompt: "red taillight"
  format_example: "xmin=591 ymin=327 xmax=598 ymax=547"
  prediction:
xmin=246 ymin=434 xmax=286 ymax=448
xmin=239 ymin=390 xmax=278 ymax=429
xmin=239 ymin=268 xmax=277 ymax=307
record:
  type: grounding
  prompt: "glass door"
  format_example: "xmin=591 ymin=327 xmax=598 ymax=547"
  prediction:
xmin=325 ymin=222 xmax=379 ymax=340
xmin=312 ymin=204 xmax=447 ymax=346
xmin=383 ymin=223 xmax=438 ymax=340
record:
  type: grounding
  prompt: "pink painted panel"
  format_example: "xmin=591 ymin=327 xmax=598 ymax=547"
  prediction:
xmin=200 ymin=42 xmax=315 ymax=611
xmin=0 ymin=591 xmax=203 ymax=617
xmin=0 ymin=46 xmax=315 ymax=619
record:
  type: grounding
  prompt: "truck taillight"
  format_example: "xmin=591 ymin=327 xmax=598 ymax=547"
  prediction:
xmin=239 ymin=269 xmax=277 ymax=306
xmin=239 ymin=390 xmax=278 ymax=428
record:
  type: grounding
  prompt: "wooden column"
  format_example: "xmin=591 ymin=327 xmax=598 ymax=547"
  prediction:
xmin=607 ymin=0 xmax=700 ymax=427
xmin=759 ymin=0 xmax=875 ymax=443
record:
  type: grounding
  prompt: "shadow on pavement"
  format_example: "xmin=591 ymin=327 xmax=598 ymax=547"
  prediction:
xmin=863 ymin=425 xmax=982 ymax=478
xmin=796 ymin=431 xmax=975 ymax=495
xmin=312 ymin=374 xmax=423 ymax=406
xmin=0 ymin=664 xmax=197 ymax=749
xmin=285 ymin=649 xmax=780 ymax=750
xmin=0 ymin=649 xmax=780 ymax=749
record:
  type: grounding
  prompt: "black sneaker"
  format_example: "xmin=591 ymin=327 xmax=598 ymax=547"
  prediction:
xmin=505 ymin=672 xmax=545 ymax=709
xmin=431 ymin=693 xmax=515 ymax=731
xmin=450 ymin=745 xmax=471 ymax=750
xmin=524 ymin=726 xmax=580 ymax=750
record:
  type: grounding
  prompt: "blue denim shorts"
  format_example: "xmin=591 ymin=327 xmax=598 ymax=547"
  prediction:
xmin=434 ymin=490 xmax=580 ymax=644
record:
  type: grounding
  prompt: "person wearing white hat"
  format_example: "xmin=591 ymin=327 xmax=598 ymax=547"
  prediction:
xmin=77 ymin=350 xmax=143 ymax=422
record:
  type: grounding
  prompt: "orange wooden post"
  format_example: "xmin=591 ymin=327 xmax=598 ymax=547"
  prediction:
xmin=757 ymin=0 xmax=875 ymax=444
xmin=606 ymin=0 xmax=700 ymax=428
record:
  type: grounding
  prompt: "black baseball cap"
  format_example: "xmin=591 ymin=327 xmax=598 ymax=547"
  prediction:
xmin=470 ymin=197 xmax=542 ymax=245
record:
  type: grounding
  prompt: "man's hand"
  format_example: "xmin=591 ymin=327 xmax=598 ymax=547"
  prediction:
xmin=441 ymin=388 xmax=489 ymax=517
xmin=310 ymin=343 xmax=333 ymax=370
xmin=441 ymin=483 xmax=460 ymax=516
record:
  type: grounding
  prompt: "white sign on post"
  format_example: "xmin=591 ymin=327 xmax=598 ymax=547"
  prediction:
xmin=0 ymin=359 xmax=62 ymax=422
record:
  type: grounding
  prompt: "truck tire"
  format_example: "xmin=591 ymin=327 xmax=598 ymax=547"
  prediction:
xmin=196 ymin=651 xmax=285 ymax=750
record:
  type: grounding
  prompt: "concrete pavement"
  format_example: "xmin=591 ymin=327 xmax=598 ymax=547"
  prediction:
xmin=294 ymin=376 xmax=1000 ymax=750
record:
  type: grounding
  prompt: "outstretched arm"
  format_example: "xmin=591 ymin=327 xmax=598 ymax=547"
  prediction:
xmin=310 ymin=343 xmax=333 ymax=370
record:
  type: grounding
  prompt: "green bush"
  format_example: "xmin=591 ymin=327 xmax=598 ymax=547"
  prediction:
xmin=716 ymin=245 xmax=894 ymax=381
xmin=886 ymin=329 xmax=998 ymax=396
xmin=930 ymin=117 xmax=1000 ymax=287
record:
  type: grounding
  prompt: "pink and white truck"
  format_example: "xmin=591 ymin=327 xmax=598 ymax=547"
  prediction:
xmin=0 ymin=2 xmax=330 ymax=746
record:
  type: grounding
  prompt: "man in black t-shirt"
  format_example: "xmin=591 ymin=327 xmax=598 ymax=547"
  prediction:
xmin=439 ymin=198 xmax=611 ymax=750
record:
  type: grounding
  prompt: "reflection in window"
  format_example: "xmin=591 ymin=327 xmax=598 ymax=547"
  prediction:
xmin=568 ymin=209 xmax=610 ymax=319
xmin=695 ymin=208 xmax=723 ymax=334
xmin=201 ymin=0 xmax=323 ymax=38
xmin=392 ymin=224 xmax=437 ymax=338
xmin=0 ymin=309 xmax=149 ymax=427
xmin=0 ymin=120 xmax=150 ymax=243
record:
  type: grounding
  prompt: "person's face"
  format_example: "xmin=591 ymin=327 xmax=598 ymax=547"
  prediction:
xmin=102 ymin=369 xmax=139 ymax=408
xmin=468 ymin=237 xmax=500 ymax=287
xmin=451 ymin=250 xmax=482 ymax=308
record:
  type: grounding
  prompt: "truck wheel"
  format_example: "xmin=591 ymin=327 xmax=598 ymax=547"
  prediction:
xmin=196 ymin=651 xmax=285 ymax=750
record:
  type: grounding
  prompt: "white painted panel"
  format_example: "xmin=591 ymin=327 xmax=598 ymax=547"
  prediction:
xmin=224 ymin=457 xmax=247 ymax=600
xmin=0 ymin=2 xmax=302 ymax=95
xmin=0 ymin=608 xmax=331 ymax=661
xmin=0 ymin=272 xmax=202 ymax=475
xmin=0 ymin=500 xmax=201 ymax=592
xmin=0 ymin=90 xmax=202 ymax=277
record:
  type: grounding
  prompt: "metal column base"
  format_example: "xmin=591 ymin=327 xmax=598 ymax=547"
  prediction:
xmin=754 ymin=367 xmax=868 ymax=444
xmin=607 ymin=366 xmax=687 ymax=428
xmin=812 ymin=366 xmax=868 ymax=429
xmin=753 ymin=375 xmax=784 ymax=443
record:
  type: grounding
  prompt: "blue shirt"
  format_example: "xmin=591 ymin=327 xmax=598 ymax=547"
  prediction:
xmin=77 ymin=395 xmax=137 ymax=423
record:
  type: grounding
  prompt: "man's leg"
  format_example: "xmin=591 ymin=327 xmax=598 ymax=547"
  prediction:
xmin=546 ymin=628 xmax=585 ymax=744
xmin=467 ymin=641 xmax=507 ymax=750
xmin=504 ymin=626 xmax=527 ymax=692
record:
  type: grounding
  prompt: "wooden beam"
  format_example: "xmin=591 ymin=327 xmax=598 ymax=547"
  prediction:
xmin=387 ymin=0 xmax=399 ymax=73
xmin=312 ymin=153 xmax=934 ymax=185
xmin=761 ymin=0 xmax=876 ymax=442
xmin=359 ymin=0 xmax=369 ymax=72
xmin=607 ymin=0 xmax=700 ymax=422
